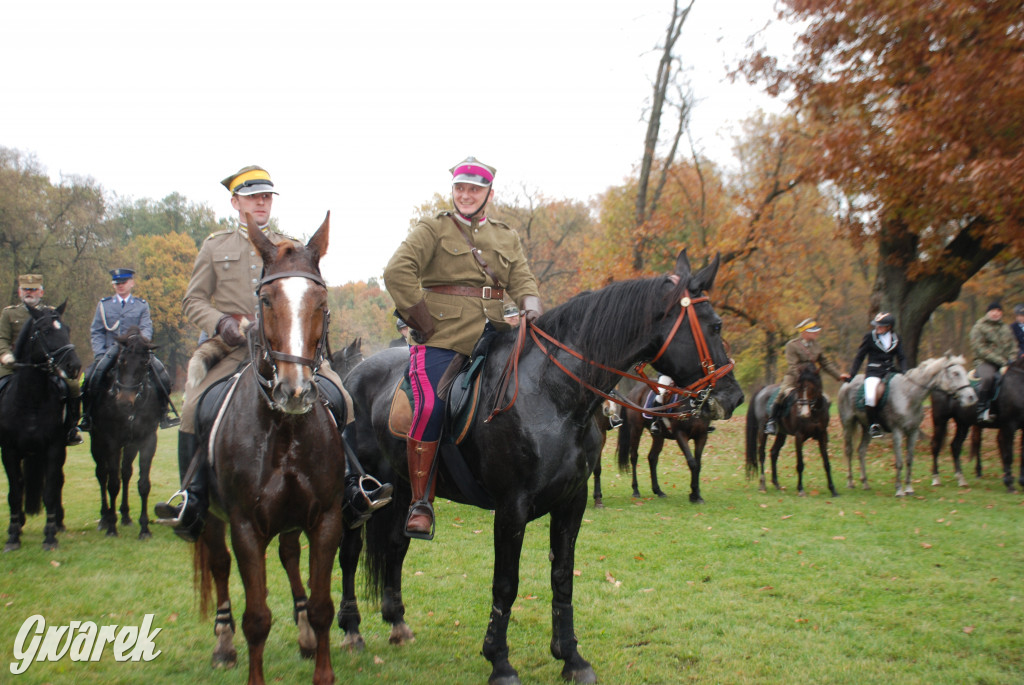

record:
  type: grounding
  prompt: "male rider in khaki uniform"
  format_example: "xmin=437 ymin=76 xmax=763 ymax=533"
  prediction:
xmin=155 ymin=165 xmax=389 ymax=541
xmin=0 ymin=274 xmax=83 ymax=445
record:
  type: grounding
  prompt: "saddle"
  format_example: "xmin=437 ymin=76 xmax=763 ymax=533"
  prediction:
xmin=387 ymin=356 xmax=483 ymax=445
xmin=854 ymin=374 xmax=894 ymax=411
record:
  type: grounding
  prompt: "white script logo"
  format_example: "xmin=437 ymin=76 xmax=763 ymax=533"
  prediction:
xmin=10 ymin=614 xmax=162 ymax=675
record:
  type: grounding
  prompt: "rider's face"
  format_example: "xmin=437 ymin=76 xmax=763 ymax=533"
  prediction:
xmin=453 ymin=183 xmax=492 ymax=216
xmin=18 ymin=287 xmax=42 ymax=307
xmin=232 ymin=192 xmax=274 ymax=226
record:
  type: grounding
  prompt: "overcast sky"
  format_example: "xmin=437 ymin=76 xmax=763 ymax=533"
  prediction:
xmin=3 ymin=0 xmax=793 ymax=285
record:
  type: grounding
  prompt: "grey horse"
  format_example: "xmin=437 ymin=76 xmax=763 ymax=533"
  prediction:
xmin=839 ymin=354 xmax=977 ymax=496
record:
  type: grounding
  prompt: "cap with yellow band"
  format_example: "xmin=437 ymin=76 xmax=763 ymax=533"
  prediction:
xmin=220 ymin=165 xmax=278 ymax=196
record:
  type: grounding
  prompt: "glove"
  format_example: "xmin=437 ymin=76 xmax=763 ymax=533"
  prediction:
xmin=400 ymin=301 xmax=435 ymax=344
xmin=0 ymin=352 xmax=14 ymax=366
xmin=520 ymin=295 xmax=544 ymax=325
xmin=839 ymin=373 xmax=851 ymax=383
xmin=216 ymin=315 xmax=246 ymax=347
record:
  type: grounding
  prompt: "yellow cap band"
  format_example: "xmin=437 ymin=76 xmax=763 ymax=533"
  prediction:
xmin=229 ymin=168 xmax=272 ymax=192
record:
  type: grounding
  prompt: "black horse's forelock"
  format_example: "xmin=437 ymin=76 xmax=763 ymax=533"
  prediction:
xmin=536 ymin=275 xmax=677 ymax=385
xmin=116 ymin=325 xmax=157 ymax=352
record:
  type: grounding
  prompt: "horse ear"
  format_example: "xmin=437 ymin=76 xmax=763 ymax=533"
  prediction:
xmin=245 ymin=212 xmax=279 ymax=264
xmin=57 ymin=300 xmax=68 ymax=316
xmin=691 ymin=253 xmax=721 ymax=293
xmin=673 ymin=250 xmax=691 ymax=279
xmin=307 ymin=211 xmax=330 ymax=263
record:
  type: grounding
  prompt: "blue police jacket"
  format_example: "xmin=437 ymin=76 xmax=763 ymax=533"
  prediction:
xmin=90 ymin=295 xmax=154 ymax=356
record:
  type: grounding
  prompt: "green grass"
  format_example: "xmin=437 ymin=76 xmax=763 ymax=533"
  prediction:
xmin=2 ymin=413 xmax=1023 ymax=684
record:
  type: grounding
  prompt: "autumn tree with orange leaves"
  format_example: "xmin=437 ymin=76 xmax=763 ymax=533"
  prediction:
xmin=738 ymin=0 xmax=1024 ymax=363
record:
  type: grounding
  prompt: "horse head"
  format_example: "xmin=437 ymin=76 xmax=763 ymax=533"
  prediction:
xmin=931 ymin=354 xmax=977 ymax=407
xmin=16 ymin=302 xmax=81 ymax=381
xmin=112 ymin=325 xmax=157 ymax=408
xmin=246 ymin=211 xmax=331 ymax=414
xmin=650 ymin=250 xmax=743 ymax=420
xmin=793 ymin=363 xmax=823 ymax=417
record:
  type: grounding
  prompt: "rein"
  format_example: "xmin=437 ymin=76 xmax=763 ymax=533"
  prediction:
xmin=486 ymin=289 xmax=734 ymax=422
xmin=249 ymin=268 xmax=330 ymax=407
xmin=15 ymin=316 xmax=76 ymax=379
xmin=903 ymin=361 xmax=971 ymax=397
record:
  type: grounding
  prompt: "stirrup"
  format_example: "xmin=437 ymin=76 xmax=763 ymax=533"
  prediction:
xmin=155 ymin=490 xmax=189 ymax=526
xmin=358 ymin=475 xmax=393 ymax=510
xmin=404 ymin=501 xmax=435 ymax=541
xmin=869 ymin=424 xmax=884 ymax=439
xmin=608 ymin=414 xmax=622 ymax=428
xmin=160 ymin=415 xmax=181 ymax=429
xmin=764 ymin=420 xmax=777 ymax=435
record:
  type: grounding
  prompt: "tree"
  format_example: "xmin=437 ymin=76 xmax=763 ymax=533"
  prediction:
xmin=108 ymin=193 xmax=220 ymax=248
xmin=738 ymin=0 xmax=1024 ymax=362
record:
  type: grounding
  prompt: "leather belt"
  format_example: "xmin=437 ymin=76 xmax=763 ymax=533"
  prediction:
xmin=425 ymin=285 xmax=505 ymax=300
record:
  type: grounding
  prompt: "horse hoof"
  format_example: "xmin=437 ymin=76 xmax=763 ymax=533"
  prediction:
xmin=106 ymin=528 xmax=118 ymax=538
xmin=138 ymin=530 xmax=152 ymax=541
xmin=690 ymin=495 xmax=705 ymax=504
xmin=655 ymin=491 xmax=667 ymax=498
xmin=340 ymin=632 xmax=365 ymax=652
xmin=389 ymin=622 xmax=415 ymax=645
xmin=4 ymin=542 xmax=20 ymax=552
xmin=931 ymin=476 xmax=941 ymax=487
xmin=489 ymin=665 xmax=521 ymax=685
xmin=561 ymin=657 xmax=597 ymax=684
xmin=121 ymin=517 xmax=133 ymax=526
xmin=211 ymin=650 xmax=237 ymax=669
xmin=593 ymin=499 xmax=604 ymax=509
xmin=299 ymin=646 xmax=316 ymax=659
xmin=42 ymin=541 xmax=58 ymax=551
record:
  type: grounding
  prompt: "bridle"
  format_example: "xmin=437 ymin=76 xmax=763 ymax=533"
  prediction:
xmin=248 ymin=269 xmax=330 ymax=406
xmin=487 ymin=288 xmax=734 ymax=422
xmin=905 ymin=360 xmax=973 ymax=398
xmin=16 ymin=313 xmax=77 ymax=380
xmin=111 ymin=339 xmax=154 ymax=413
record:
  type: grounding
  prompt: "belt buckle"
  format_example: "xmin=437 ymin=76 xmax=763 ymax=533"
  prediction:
xmin=482 ymin=286 xmax=492 ymax=299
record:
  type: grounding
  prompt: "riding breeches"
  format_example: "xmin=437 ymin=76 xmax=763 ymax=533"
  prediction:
xmin=408 ymin=345 xmax=457 ymax=442
xmin=863 ymin=375 xmax=882 ymax=407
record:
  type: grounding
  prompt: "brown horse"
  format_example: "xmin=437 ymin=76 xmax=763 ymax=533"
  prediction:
xmin=191 ymin=213 xmax=346 ymax=685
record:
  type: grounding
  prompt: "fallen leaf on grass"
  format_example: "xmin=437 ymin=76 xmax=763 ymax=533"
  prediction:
xmin=50 ymin=560 xmax=60 ymax=568
xmin=920 ymin=542 xmax=933 ymax=549
xmin=634 ymin=553 xmax=646 ymax=561
xmin=758 ymin=586 xmax=774 ymax=591
xmin=605 ymin=571 xmax=621 ymax=587
xmin=573 ymin=570 xmax=581 ymax=577
xmin=781 ymin=515 xmax=793 ymax=520
xmin=963 ymin=626 xmax=974 ymax=634
xmin=374 ymin=655 xmax=385 ymax=664
xmin=832 ymin=536 xmax=846 ymax=540
xmin=795 ymin=618 xmax=809 ymax=623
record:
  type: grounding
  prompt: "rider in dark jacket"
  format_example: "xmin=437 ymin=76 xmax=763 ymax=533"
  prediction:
xmin=848 ymin=312 xmax=907 ymax=439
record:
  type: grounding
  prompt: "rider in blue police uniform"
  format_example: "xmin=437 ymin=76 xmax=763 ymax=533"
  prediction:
xmin=78 ymin=268 xmax=178 ymax=432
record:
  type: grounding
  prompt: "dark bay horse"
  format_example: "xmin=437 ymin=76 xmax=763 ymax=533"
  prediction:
xmin=932 ymin=357 xmax=1024 ymax=492
xmin=1 ymin=303 xmax=81 ymax=551
xmin=839 ymin=354 xmax=975 ymax=496
xmin=746 ymin=363 xmax=837 ymax=497
xmin=342 ymin=251 xmax=743 ymax=684
xmin=331 ymin=337 xmax=364 ymax=377
xmin=90 ymin=326 xmax=165 ymax=539
xmin=192 ymin=213 xmax=347 ymax=685
xmin=615 ymin=382 xmax=715 ymax=502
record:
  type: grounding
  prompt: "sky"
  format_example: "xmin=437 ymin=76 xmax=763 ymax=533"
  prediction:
xmin=3 ymin=0 xmax=794 ymax=285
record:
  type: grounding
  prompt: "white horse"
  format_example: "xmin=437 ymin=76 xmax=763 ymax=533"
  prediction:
xmin=839 ymin=354 xmax=977 ymax=496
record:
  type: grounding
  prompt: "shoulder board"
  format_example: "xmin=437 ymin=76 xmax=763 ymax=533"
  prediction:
xmin=134 ymin=297 xmax=147 ymax=303
xmin=204 ymin=228 xmax=236 ymax=241
xmin=488 ymin=219 xmax=511 ymax=230
xmin=100 ymin=296 xmax=114 ymax=302
xmin=2 ymin=305 xmax=17 ymax=311
xmin=269 ymin=229 xmax=299 ymax=242
xmin=435 ymin=211 xmax=453 ymax=219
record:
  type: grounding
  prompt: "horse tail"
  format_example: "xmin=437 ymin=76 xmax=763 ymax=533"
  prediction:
xmin=23 ymin=454 xmax=45 ymax=515
xmin=744 ymin=387 xmax=764 ymax=479
xmin=616 ymin=419 xmax=632 ymax=472
xmin=362 ymin=497 xmax=396 ymax=604
xmin=193 ymin=536 xmax=214 ymax=619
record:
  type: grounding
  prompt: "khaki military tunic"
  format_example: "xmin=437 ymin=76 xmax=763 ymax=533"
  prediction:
xmin=0 ymin=303 xmax=81 ymax=397
xmin=779 ymin=336 xmax=844 ymax=395
xmin=383 ymin=212 xmax=541 ymax=357
xmin=180 ymin=226 xmax=349 ymax=432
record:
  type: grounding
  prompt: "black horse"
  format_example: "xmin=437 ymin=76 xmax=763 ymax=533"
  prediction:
xmin=932 ymin=357 xmax=1024 ymax=492
xmin=340 ymin=251 xmax=743 ymax=684
xmin=331 ymin=337 xmax=364 ymax=377
xmin=613 ymin=381 xmax=715 ymax=503
xmin=90 ymin=326 xmax=166 ymax=539
xmin=746 ymin=363 xmax=838 ymax=497
xmin=1 ymin=303 xmax=81 ymax=551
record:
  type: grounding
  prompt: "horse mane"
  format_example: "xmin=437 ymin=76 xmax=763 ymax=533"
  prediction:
xmin=907 ymin=356 xmax=950 ymax=384
xmin=535 ymin=274 xmax=683 ymax=386
xmin=796 ymin=363 xmax=823 ymax=390
xmin=12 ymin=308 xmax=37 ymax=361
xmin=115 ymin=325 xmax=156 ymax=352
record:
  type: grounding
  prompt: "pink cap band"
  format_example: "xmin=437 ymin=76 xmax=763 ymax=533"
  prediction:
xmin=452 ymin=164 xmax=494 ymax=183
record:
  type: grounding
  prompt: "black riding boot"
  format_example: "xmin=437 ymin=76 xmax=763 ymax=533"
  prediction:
xmin=65 ymin=395 xmax=83 ymax=446
xmin=342 ymin=470 xmax=394 ymax=529
xmin=866 ymin=405 xmax=883 ymax=439
xmin=150 ymin=358 xmax=180 ymax=429
xmin=78 ymin=383 xmax=93 ymax=432
xmin=154 ymin=432 xmax=208 ymax=542
xmin=764 ymin=400 xmax=780 ymax=435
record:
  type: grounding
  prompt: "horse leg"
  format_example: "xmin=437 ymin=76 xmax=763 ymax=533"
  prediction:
xmin=120 ymin=446 xmax=136 ymax=526
xmin=902 ymin=431 xmax=917 ymax=496
xmin=630 ymin=432 xmax=644 ymax=498
xmin=201 ymin=519 xmax=238 ymax=669
xmin=548 ymin=489 xmax=596 ymax=684
xmin=930 ymin=416 xmax=947 ymax=487
xmin=818 ymin=433 xmax=839 ymax=497
xmin=5 ymin=452 xmax=26 ymax=552
xmin=684 ymin=435 xmax=706 ymax=504
xmin=379 ymin=504 xmax=415 ymax=645
xmin=305 ymin=515 xmax=344 ymax=685
xmin=229 ymin=519 xmax=272 ymax=685
xmin=757 ymin=432 xmax=768 ymax=493
xmin=278 ymin=531 xmax=316 ymax=658
xmin=970 ymin=426 xmax=983 ymax=478
xmin=483 ymin=504 xmax=530 ymax=685
xmin=997 ymin=427 xmax=1017 ymax=493
xmin=647 ymin=438 xmax=666 ymax=498
xmin=770 ymin=436 xmax=782 ymax=489
xmin=337 ymin=527 xmax=365 ymax=651
xmin=857 ymin=425 xmax=871 ymax=490
xmin=136 ymin=436 xmax=155 ymax=540
xmin=795 ymin=437 xmax=806 ymax=496
xmin=94 ymin=449 xmax=115 ymax=534
xmin=893 ymin=431 xmax=907 ymax=497
xmin=591 ymin=455 xmax=603 ymax=509
xmin=41 ymin=443 xmax=66 ymax=550
xmin=843 ymin=420 xmax=856 ymax=489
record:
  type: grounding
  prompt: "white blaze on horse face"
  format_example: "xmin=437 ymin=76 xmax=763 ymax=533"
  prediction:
xmin=279 ymin=277 xmax=314 ymax=388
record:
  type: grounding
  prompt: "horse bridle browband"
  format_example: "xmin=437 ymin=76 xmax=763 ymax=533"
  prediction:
xmin=486 ymin=287 xmax=735 ymax=422
xmin=249 ymin=269 xmax=331 ymax=386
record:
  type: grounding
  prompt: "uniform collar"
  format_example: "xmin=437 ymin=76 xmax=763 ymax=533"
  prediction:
xmin=454 ymin=213 xmax=486 ymax=228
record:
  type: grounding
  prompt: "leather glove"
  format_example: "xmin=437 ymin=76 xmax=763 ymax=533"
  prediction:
xmin=0 ymin=352 xmax=14 ymax=366
xmin=520 ymin=295 xmax=544 ymax=325
xmin=400 ymin=301 xmax=435 ymax=344
xmin=216 ymin=314 xmax=246 ymax=347
xmin=840 ymin=373 xmax=851 ymax=383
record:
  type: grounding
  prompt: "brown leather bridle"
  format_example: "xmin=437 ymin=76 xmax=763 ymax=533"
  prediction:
xmin=487 ymin=289 xmax=735 ymax=422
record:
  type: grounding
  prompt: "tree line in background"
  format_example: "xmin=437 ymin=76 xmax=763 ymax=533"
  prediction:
xmin=2 ymin=0 xmax=1021 ymax=392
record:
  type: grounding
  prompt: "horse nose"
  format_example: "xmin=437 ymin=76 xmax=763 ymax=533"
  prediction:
xmin=273 ymin=378 xmax=317 ymax=414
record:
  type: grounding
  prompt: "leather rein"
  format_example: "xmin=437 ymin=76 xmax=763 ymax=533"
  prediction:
xmin=487 ymin=288 xmax=734 ymax=422
xmin=248 ymin=269 xmax=331 ymax=398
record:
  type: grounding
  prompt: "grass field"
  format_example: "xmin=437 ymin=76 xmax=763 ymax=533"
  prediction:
xmin=2 ymin=410 xmax=1023 ymax=684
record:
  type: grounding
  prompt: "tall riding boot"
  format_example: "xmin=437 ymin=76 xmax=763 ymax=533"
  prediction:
xmin=764 ymin=399 xmax=779 ymax=435
xmin=405 ymin=439 xmax=439 ymax=540
xmin=343 ymin=467 xmax=394 ymax=530
xmin=78 ymin=383 xmax=93 ymax=432
xmin=65 ymin=395 xmax=83 ymax=446
xmin=866 ymin=405 xmax=883 ymax=439
xmin=151 ymin=360 xmax=180 ymax=429
xmin=154 ymin=432 xmax=208 ymax=542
